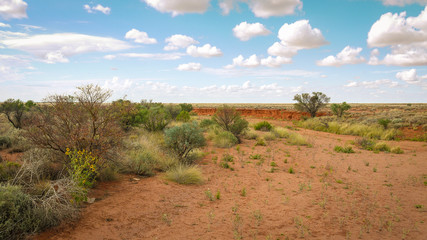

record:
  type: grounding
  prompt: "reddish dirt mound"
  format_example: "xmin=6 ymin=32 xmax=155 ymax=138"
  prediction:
xmin=193 ymin=108 xmax=328 ymax=120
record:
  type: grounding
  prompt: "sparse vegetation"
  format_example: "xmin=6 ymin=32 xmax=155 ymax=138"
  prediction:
xmin=165 ymin=165 xmax=203 ymax=185
xmin=334 ymin=146 xmax=355 ymax=153
xmin=254 ymin=121 xmax=273 ymax=131
xmin=293 ymin=92 xmax=330 ymax=118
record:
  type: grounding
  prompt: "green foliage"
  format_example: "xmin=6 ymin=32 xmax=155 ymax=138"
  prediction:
xmin=271 ymin=127 xmax=290 ymax=138
xmin=356 ymin=137 xmax=376 ymax=151
xmin=165 ymin=165 xmax=203 ymax=185
xmin=0 ymin=99 xmax=35 ymax=129
xmin=213 ymin=105 xmax=248 ymax=142
xmin=254 ymin=121 xmax=273 ymax=131
xmin=111 ymin=99 xmax=143 ymax=131
xmin=243 ymin=129 xmax=258 ymax=140
xmin=255 ymin=137 xmax=266 ymax=146
xmin=373 ymin=142 xmax=391 ymax=152
xmin=213 ymin=131 xmax=239 ymax=148
xmin=179 ymin=103 xmax=193 ymax=113
xmin=378 ymin=118 xmax=391 ymax=129
xmin=0 ymin=136 xmax=11 ymax=150
xmin=293 ymin=92 xmax=330 ymax=118
xmin=287 ymin=132 xmax=310 ymax=146
xmin=140 ymin=106 xmax=171 ymax=131
xmin=66 ymin=149 xmax=98 ymax=197
xmin=391 ymin=146 xmax=404 ymax=154
xmin=199 ymin=119 xmax=215 ymax=129
xmin=334 ymin=146 xmax=355 ymax=153
xmin=0 ymin=162 xmax=21 ymax=182
xmin=330 ymin=102 xmax=351 ymax=118
xmin=0 ymin=184 xmax=38 ymax=240
xmin=176 ymin=110 xmax=190 ymax=122
xmin=164 ymin=104 xmax=182 ymax=119
xmin=164 ymin=122 xmax=206 ymax=164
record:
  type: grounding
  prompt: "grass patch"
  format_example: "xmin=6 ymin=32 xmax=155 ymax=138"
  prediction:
xmin=334 ymin=146 xmax=355 ymax=153
xmin=165 ymin=165 xmax=203 ymax=185
xmin=254 ymin=121 xmax=273 ymax=131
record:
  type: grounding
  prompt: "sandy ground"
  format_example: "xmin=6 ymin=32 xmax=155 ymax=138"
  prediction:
xmin=33 ymin=119 xmax=427 ymax=240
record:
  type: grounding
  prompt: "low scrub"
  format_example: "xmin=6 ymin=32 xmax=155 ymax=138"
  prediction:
xmin=334 ymin=146 xmax=355 ymax=153
xmin=243 ymin=129 xmax=258 ymax=140
xmin=287 ymin=132 xmax=311 ymax=146
xmin=272 ymin=127 xmax=290 ymax=138
xmin=254 ymin=121 xmax=273 ymax=131
xmin=213 ymin=130 xmax=238 ymax=148
xmin=165 ymin=165 xmax=203 ymax=185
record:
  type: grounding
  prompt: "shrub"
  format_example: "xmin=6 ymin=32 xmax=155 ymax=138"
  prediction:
xmin=264 ymin=132 xmax=277 ymax=141
xmin=164 ymin=122 xmax=206 ymax=164
xmin=199 ymin=119 xmax=215 ymax=129
xmin=0 ymin=99 xmax=36 ymax=129
xmin=293 ymin=92 xmax=330 ymax=117
xmin=213 ymin=105 xmax=248 ymax=142
xmin=330 ymin=102 xmax=351 ymax=118
xmin=179 ymin=103 xmax=193 ymax=113
xmin=0 ymin=162 xmax=21 ymax=182
xmin=373 ymin=142 xmax=390 ymax=152
xmin=378 ymin=119 xmax=391 ymax=129
xmin=111 ymin=99 xmax=143 ymax=131
xmin=287 ymin=132 xmax=310 ymax=146
xmin=176 ymin=110 xmax=190 ymax=122
xmin=165 ymin=165 xmax=203 ymax=185
xmin=272 ymin=127 xmax=290 ymax=138
xmin=254 ymin=121 xmax=273 ymax=131
xmin=66 ymin=149 xmax=99 ymax=191
xmin=0 ymin=136 xmax=11 ymax=150
xmin=213 ymin=131 xmax=238 ymax=148
xmin=140 ymin=106 xmax=171 ymax=131
xmin=164 ymin=104 xmax=182 ymax=120
xmin=24 ymin=84 xmax=123 ymax=163
xmin=255 ymin=137 xmax=266 ymax=146
xmin=391 ymin=146 xmax=404 ymax=154
xmin=0 ymin=184 xmax=38 ymax=239
xmin=127 ymin=148 xmax=161 ymax=177
xmin=334 ymin=146 xmax=355 ymax=153
xmin=243 ymin=129 xmax=258 ymax=140
xmin=356 ymin=137 xmax=376 ymax=150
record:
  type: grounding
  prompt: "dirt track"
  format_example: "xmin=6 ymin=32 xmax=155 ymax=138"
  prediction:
xmin=33 ymin=118 xmax=427 ymax=240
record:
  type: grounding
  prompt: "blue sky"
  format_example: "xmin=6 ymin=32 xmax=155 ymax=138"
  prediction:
xmin=0 ymin=0 xmax=426 ymax=103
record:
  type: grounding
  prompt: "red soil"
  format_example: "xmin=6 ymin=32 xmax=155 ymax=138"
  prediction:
xmin=192 ymin=108 xmax=328 ymax=120
xmin=33 ymin=119 xmax=427 ymax=240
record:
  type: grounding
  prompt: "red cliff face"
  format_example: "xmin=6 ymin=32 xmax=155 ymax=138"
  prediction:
xmin=192 ymin=108 xmax=327 ymax=120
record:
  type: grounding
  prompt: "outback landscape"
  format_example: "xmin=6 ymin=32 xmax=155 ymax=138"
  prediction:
xmin=1 ymin=86 xmax=426 ymax=240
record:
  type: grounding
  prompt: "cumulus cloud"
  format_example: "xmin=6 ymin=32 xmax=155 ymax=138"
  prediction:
xmin=232 ymin=22 xmax=271 ymax=41
xmin=143 ymin=0 xmax=210 ymax=16
xmin=225 ymin=54 xmax=291 ymax=68
xmin=381 ymin=0 xmax=427 ymax=6
xmin=164 ymin=34 xmax=198 ymax=51
xmin=219 ymin=0 xmax=234 ymax=15
xmin=278 ymin=20 xmax=328 ymax=49
xmin=84 ymin=4 xmax=111 ymax=14
xmin=1 ymin=33 xmax=132 ymax=63
xmin=344 ymin=79 xmax=399 ymax=88
xmin=177 ymin=62 xmax=202 ymax=71
xmin=0 ymin=0 xmax=27 ymax=20
xmin=0 ymin=22 xmax=11 ymax=27
xmin=317 ymin=46 xmax=365 ymax=67
xmin=248 ymin=0 xmax=303 ymax=18
xmin=107 ymin=52 xmax=184 ymax=60
xmin=0 ymin=54 xmax=31 ymax=81
xmin=267 ymin=42 xmax=298 ymax=58
xmin=125 ymin=29 xmax=157 ymax=44
xmin=367 ymin=7 xmax=427 ymax=66
xmin=186 ymin=44 xmax=223 ymax=58
xmin=368 ymin=48 xmax=380 ymax=65
xmin=103 ymin=76 xmax=133 ymax=91
xmin=396 ymin=69 xmax=427 ymax=88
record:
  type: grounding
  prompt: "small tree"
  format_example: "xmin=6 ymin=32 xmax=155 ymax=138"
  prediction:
xmin=293 ymin=92 xmax=330 ymax=118
xmin=111 ymin=99 xmax=143 ymax=131
xmin=176 ymin=110 xmax=190 ymax=122
xmin=139 ymin=106 xmax=171 ymax=131
xmin=179 ymin=103 xmax=193 ymax=113
xmin=164 ymin=122 xmax=206 ymax=164
xmin=213 ymin=105 xmax=248 ymax=142
xmin=0 ymin=99 xmax=35 ymax=129
xmin=330 ymin=102 xmax=351 ymax=118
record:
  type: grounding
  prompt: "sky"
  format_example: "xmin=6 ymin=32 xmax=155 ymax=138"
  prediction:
xmin=0 ymin=0 xmax=427 ymax=103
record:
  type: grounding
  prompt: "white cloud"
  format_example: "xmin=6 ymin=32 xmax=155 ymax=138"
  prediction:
xmin=381 ymin=0 xmax=427 ymax=6
xmin=267 ymin=42 xmax=298 ymax=58
xmin=226 ymin=54 xmax=291 ymax=68
xmin=177 ymin=62 xmax=202 ymax=71
xmin=103 ymin=76 xmax=133 ymax=91
xmin=0 ymin=0 xmax=27 ymax=20
xmin=367 ymin=7 xmax=427 ymax=66
xmin=317 ymin=46 xmax=365 ymax=67
xmin=219 ymin=0 xmax=234 ymax=15
xmin=344 ymin=79 xmax=399 ymax=88
xmin=109 ymin=52 xmax=184 ymax=60
xmin=278 ymin=20 xmax=328 ymax=49
xmin=125 ymin=29 xmax=157 ymax=44
xmin=84 ymin=4 xmax=111 ymax=15
xmin=368 ymin=48 xmax=380 ymax=65
xmin=164 ymin=34 xmax=198 ymax=51
xmin=0 ymin=22 xmax=10 ymax=27
xmin=0 ymin=54 xmax=31 ymax=81
xmin=396 ymin=69 xmax=427 ymax=88
xmin=232 ymin=22 xmax=271 ymax=41
xmin=248 ymin=0 xmax=303 ymax=18
xmin=1 ymin=33 xmax=132 ymax=63
xmin=143 ymin=0 xmax=210 ymax=16
xmin=186 ymin=44 xmax=223 ymax=58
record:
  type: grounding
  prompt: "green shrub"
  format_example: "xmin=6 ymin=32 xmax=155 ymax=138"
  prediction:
xmin=391 ymin=146 xmax=404 ymax=154
xmin=66 ymin=149 xmax=99 ymax=190
xmin=330 ymin=102 xmax=351 ymax=118
xmin=0 ymin=162 xmax=21 ymax=182
xmin=263 ymin=132 xmax=277 ymax=141
xmin=140 ymin=106 xmax=171 ymax=131
xmin=272 ymin=127 xmax=290 ymax=138
xmin=164 ymin=104 xmax=182 ymax=119
xmin=165 ymin=165 xmax=203 ymax=185
xmin=176 ymin=110 xmax=190 ymax=122
xmin=179 ymin=103 xmax=193 ymax=113
xmin=127 ymin=149 xmax=160 ymax=177
xmin=199 ymin=119 xmax=215 ymax=129
xmin=165 ymin=122 xmax=206 ymax=164
xmin=255 ymin=137 xmax=266 ymax=146
xmin=334 ymin=146 xmax=355 ymax=153
xmin=356 ymin=138 xmax=376 ymax=150
xmin=0 ymin=136 xmax=11 ymax=150
xmin=0 ymin=184 xmax=38 ymax=239
xmin=213 ymin=131 xmax=238 ymax=148
xmin=213 ymin=105 xmax=248 ymax=142
xmin=243 ymin=129 xmax=258 ymax=140
xmin=254 ymin=121 xmax=273 ymax=131
xmin=221 ymin=153 xmax=234 ymax=163
xmin=287 ymin=132 xmax=310 ymax=146
xmin=378 ymin=119 xmax=391 ymax=129
xmin=111 ymin=99 xmax=143 ymax=131
xmin=373 ymin=142 xmax=390 ymax=152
